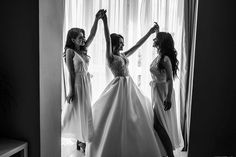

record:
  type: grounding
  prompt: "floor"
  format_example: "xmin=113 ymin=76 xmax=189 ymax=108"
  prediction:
xmin=61 ymin=138 xmax=187 ymax=157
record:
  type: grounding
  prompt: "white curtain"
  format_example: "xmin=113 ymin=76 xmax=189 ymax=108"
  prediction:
xmin=180 ymin=0 xmax=198 ymax=151
xmin=63 ymin=0 xmax=184 ymax=105
xmin=61 ymin=0 xmax=201 ymax=154
xmin=62 ymin=0 xmax=185 ymax=149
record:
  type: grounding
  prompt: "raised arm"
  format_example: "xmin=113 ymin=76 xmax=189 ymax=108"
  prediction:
xmin=102 ymin=12 xmax=113 ymax=63
xmin=84 ymin=9 xmax=104 ymax=48
xmin=124 ymin=23 xmax=159 ymax=57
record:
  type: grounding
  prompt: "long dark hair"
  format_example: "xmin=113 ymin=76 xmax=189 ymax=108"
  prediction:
xmin=63 ymin=28 xmax=89 ymax=61
xmin=64 ymin=28 xmax=85 ymax=50
xmin=156 ymin=32 xmax=179 ymax=78
xmin=110 ymin=33 xmax=123 ymax=53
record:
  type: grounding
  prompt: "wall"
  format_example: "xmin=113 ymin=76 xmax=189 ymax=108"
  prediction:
xmin=0 ymin=0 xmax=64 ymax=156
xmin=189 ymin=0 xmax=236 ymax=156
xmin=0 ymin=0 xmax=40 ymax=157
xmin=39 ymin=0 xmax=64 ymax=156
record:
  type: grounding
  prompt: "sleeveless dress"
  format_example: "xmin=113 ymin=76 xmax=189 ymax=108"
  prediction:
xmin=86 ymin=54 xmax=166 ymax=157
xmin=62 ymin=49 xmax=94 ymax=143
xmin=150 ymin=55 xmax=184 ymax=150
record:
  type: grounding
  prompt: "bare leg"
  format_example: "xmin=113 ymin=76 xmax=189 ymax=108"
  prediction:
xmin=153 ymin=109 xmax=174 ymax=157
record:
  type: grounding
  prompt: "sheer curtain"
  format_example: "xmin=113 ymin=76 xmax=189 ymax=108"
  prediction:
xmin=63 ymin=0 xmax=184 ymax=102
xmin=180 ymin=0 xmax=198 ymax=151
xmin=62 ymin=0 xmax=190 ymax=150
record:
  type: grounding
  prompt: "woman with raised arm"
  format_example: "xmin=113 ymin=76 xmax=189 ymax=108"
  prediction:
xmin=150 ymin=31 xmax=184 ymax=156
xmin=61 ymin=9 xmax=105 ymax=154
xmin=87 ymin=11 xmax=166 ymax=157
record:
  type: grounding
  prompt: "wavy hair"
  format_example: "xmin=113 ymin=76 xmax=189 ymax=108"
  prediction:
xmin=110 ymin=33 xmax=124 ymax=52
xmin=63 ymin=28 xmax=88 ymax=60
xmin=156 ymin=32 xmax=179 ymax=78
xmin=64 ymin=28 xmax=85 ymax=50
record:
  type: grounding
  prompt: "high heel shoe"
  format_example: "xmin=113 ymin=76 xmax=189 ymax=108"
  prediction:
xmin=77 ymin=140 xmax=86 ymax=154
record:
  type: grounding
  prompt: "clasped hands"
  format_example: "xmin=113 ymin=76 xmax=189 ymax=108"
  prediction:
xmin=96 ymin=9 xmax=159 ymax=34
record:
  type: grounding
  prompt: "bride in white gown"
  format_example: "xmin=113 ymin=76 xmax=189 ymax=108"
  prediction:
xmin=86 ymin=11 xmax=166 ymax=157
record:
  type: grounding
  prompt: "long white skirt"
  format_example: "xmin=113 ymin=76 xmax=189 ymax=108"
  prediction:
xmin=150 ymin=81 xmax=184 ymax=150
xmin=86 ymin=76 xmax=166 ymax=157
xmin=62 ymin=73 xmax=94 ymax=142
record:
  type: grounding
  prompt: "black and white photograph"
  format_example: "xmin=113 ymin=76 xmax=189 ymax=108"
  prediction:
xmin=0 ymin=0 xmax=235 ymax=157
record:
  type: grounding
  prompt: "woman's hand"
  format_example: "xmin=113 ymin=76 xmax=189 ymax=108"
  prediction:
xmin=66 ymin=90 xmax=74 ymax=104
xmin=96 ymin=9 xmax=106 ymax=19
xmin=101 ymin=10 xmax=107 ymax=21
xmin=164 ymin=99 xmax=171 ymax=111
xmin=149 ymin=22 xmax=159 ymax=34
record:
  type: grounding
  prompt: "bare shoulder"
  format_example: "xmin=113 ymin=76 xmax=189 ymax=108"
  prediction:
xmin=65 ymin=48 xmax=75 ymax=57
xmin=163 ymin=56 xmax=172 ymax=66
xmin=163 ymin=56 xmax=171 ymax=63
